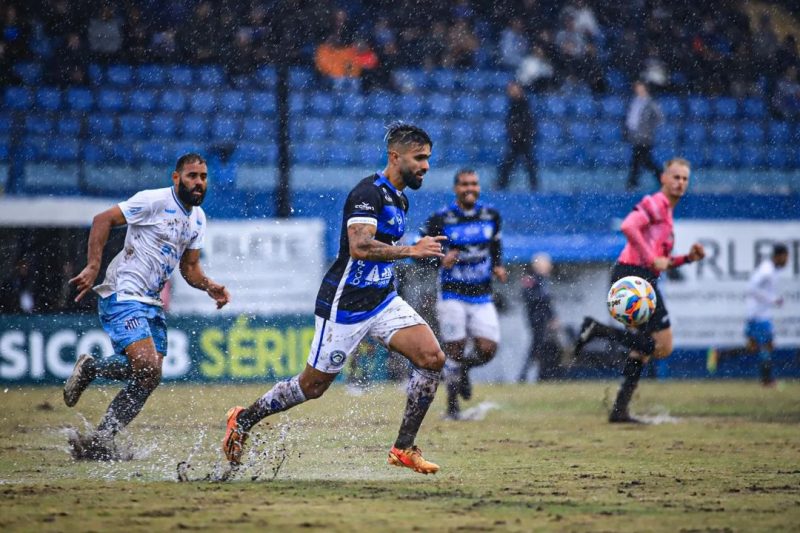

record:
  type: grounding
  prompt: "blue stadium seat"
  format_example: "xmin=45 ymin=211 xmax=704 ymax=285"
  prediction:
xmin=486 ymin=94 xmax=507 ymax=117
xmin=119 ymin=114 xmax=149 ymax=139
xmin=591 ymin=143 xmax=628 ymax=168
xmin=289 ymin=67 xmax=314 ymax=90
xmin=740 ymin=122 xmax=765 ymax=144
xmin=480 ymin=70 xmax=513 ymax=92
xmin=658 ymin=122 xmax=680 ymax=144
xmin=684 ymin=123 xmax=707 ymax=144
xmin=309 ymin=92 xmax=335 ymax=116
xmin=430 ymin=69 xmax=457 ymax=91
xmin=233 ymin=141 xmax=277 ymax=165
xmin=765 ymin=145 xmax=789 ymax=168
xmin=0 ymin=136 xmax=8 ymax=161
xmin=84 ymin=140 xmax=112 ymax=164
xmin=293 ymin=141 xmax=324 ymax=165
xmin=599 ymin=96 xmax=626 ymax=119
xmin=254 ymin=66 xmax=277 ymax=89
xmin=151 ymin=114 xmax=178 ymax=136
xmin=742 ymin=98 xmax=766 ymax=119
xmin=19 ymin=135 xmax=46 ymax=161
xmin=544 ymin=95 xmax=568 ymax=118
xmin=196 ymin=66 xmax=225 ymax=87
xmin=768 ymin=121 xmax=790 ymax=144
xmin=300 ymin=117 xmax=328 ymax=142
xmin=355 ymin=141 xmax=384 ymax=166
xmin=0 ymin=113 xmax=11 ymax=136
xmin=659 ymin=96 xmax=683 ymax=119
xmin=211 ymin=117 xmax=240 ymax=141
xmin=568 ymin=122 xmax=594 ymax=144
xmin=180 ymin=115 xmax=209 ymax=139
xmin=87 ymin=114 xmax=116 ymax=137
xmin=710 ymin=121 xmax=738 ymax=143
xmin=604 ymin=69 xmax=627 ymax=93
xmin=335 ymin=92 xmax=365 ymax=117
xmin=538 ymin=120 xmax=562 ymax=142
xmin=25 ymin=114 xmax=53 ymax=136
xmin=110 ymin=142 xmax=136 ymax=164
xmin=242 ymin=117 xmax=273 ymax=139
xmin=327 ymin=143 xmax=357 ymax=166
xmin=248 ymin=91 xmax=276 ymax=115
xmin=136 ymin=65 xmax=166 ymax=87
xmin=429 ymin=93 xmax=453 ymax=116
xmin=571 ymin=96 xmax=597 ymax=119
xmin=479 ymin=120 xmax=504 ymax=144
xmin=97 ymin=89 xmax=127 ymax=112
xmin=107 ymin=65 xmax=134 ymax=86
xmin=56 ymin=114 xmax=82 ymax=137
xmin=167 ymin=66 xmax=193 ymax=87
xmin=740 ymin=145 xmax=765 ymax=169
xmin=596 ymin=121 xmax=622 ymax=143
xmin=88 ymin=64 xmax=104 ymax=85
xmin=220 ymin=90 xmax=246 ymax=114
xmin=713 ymin=97 xmax=739 ymax=120
xmin=330 ymin=118 xmax=359 ymax=141
xmin=289 ymin=92 xmax=305 ymax=114
xmin=13 ymin=62 xmax=42 ymax=85
xmin=65 ymin=88 xmax=93 ymax=112
xmin=361 ymin=118 xmax=385 ymax=139
xmin=681 ymin=145 xmax=707 ymax=167
xmin=365 ymin=92 xmax=393 ymax=117
xmin=5 ymin=87 xmax=33 ymax=110
xmin=35 ymin=88 xmax=62 ymax=111
xmin=394 ymin=68 xmax=428 ymax=91
xmin=138 ymin=140 xmax=171 ymax=164
xmin=708 ymin=144 xmax=739 ymax=169
xmin=454 ymin=94 xmax=483 ymax=118
xmin=686 ymin=97 xmax=712 ymax=119
xmin=129 ymin=89 xmax=158 ymax=112
xmin=449 ymin=120 xmax=475 ymax=145
xmin=44 ymin=138 xmax=80 ymax=162
xmin=423 ymin=122 xmax=448 ymax=144
xmin=477 ymin=144 xmax=502 ymax=163
xmin=397 ymin=94 xmax=425 ymax=116
xmin=160 ymin=90 xmax=187 ymax=112
xmin=189 ymin=91 xmax=217 ymax=114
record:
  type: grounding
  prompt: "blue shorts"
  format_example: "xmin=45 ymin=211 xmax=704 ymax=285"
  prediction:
xmin=745 ymin=319 xmax=773 ymax=346
xmin=98 ymin=293 xmax=168 ymax=355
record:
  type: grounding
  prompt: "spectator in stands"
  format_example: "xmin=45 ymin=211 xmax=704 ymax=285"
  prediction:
xmin=177 ymin=1 xmax=219 ymax=64
xmin=517 ymin=44 xmax=555 ymax=91
xmin=87 ymin=5 xmax=123 ymax=62
xmin=315 ymin=34 xmax=360 ymax=91
xmin=0 ymin=257 xmax=36 ymax=314
xmin=771 ymin=66 xmax=800 ymax=121
xmin=640 ymin=46 xmax=668 ymax=89
xmin=624 ymin=80 xmax=662 ymax=191
xmin=518 ymin=253 xmax=562 ymax=382
xmin=499 ymin=17 xmax=528 ymax=70
xmin=48 ymin=32 xmax=87 ymax=86
xmin=124 ymin=5 xmax=153 ymax=64
xmin=1 ymin=4 xmax=27 ymax=62
xmin=443 ymin=19 xmax=479 ymax=68
xmin=555 ymin=12 xmax=604 ymax=93
xmin=775 ymin=34 xmax=799 ymax=76
xmin=497 ymin=81 xmax=537 ymax=190
xmin=751 ymin=13 xmax=779 ymax=81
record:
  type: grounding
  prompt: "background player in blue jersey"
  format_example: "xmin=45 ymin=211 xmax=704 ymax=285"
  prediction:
xmin=65 ymin=153 xmax=231 ymax=459
xmin=223 ymin=123 xmax=448 ymax=474
xmin=421 ymin=169 xmax=507 ymax=420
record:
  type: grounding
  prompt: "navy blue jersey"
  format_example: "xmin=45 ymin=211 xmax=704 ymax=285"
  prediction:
xmin=421 ymin=202 xmax=502 ymax=303
xmin=315 ymin=174 xmax=408 ymax=324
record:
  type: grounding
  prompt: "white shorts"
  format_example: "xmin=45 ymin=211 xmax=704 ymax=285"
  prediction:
xmin=436 ymin=298 xmax=500 ymax=344
xmin=307 ymin=296 xmax=426 ymax=373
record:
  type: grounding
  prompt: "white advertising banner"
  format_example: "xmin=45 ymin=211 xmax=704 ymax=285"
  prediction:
xmin=169 ymin=219 xmax=326 ymax=315
xmin=663 ymin=220 xmax=800 ymax=347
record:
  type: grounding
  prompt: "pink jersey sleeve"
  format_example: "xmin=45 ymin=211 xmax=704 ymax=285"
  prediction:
xmin=617 ymin=193 xmax=674 ymax=271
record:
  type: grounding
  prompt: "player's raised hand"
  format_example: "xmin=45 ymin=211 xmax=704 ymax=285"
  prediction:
xmin=69 ymin=264 xmax=99 ymax=302
xmin=206 ymin=282 xmax=231 ymax=309
xmin=414 ymin=235 xmax=447 ymax=259
xmin=688 ymin=242 xmax=706 ymax=262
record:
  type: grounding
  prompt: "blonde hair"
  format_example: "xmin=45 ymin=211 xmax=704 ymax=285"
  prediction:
xmin=663 ymin=157 xmax=691 ymax=171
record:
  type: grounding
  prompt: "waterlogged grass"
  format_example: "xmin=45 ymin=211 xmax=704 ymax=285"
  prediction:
xmin=1 ymin=380 xmax=799 ymax=532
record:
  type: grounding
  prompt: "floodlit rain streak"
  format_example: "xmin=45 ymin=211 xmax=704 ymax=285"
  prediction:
xmin=0 ymin=0 xmax=799 ymax=530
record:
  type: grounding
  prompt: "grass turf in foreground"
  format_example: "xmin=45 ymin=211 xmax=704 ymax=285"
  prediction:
xmin=1 ymin=380 xmax=799 ymax=532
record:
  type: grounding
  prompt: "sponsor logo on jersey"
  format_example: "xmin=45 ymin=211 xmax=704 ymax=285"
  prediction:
xmin=355 ymin=202 xmax=375 ymax=211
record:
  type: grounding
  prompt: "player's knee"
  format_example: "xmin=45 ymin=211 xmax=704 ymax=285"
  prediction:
xmin=419 ymin=347 xmax=445 ymax=371
xmin=474 ymin=339 xmax=498 ymax=362
xmin=653 ymin=342 xmax=673 ymax=360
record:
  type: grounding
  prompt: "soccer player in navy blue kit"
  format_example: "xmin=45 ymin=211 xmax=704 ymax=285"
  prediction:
xmin=421 ymin=169 xmax=506 ymax=419
xmin=223 ymin=123 xmax=447 ymax=474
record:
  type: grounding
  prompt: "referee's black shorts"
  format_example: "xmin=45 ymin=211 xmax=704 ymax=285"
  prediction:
xmin=610 ymin=263 xmax=670 ymax=334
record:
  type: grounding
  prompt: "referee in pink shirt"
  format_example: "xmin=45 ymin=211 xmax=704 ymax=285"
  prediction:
xmin=575 ymin=157 xmax=706 ymax=423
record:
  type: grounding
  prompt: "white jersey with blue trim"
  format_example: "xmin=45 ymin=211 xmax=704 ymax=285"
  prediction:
xmin=746 ymin=259 xmax=782 ymax=321
xmin=94 ymin=187 xmax=206 ymax=306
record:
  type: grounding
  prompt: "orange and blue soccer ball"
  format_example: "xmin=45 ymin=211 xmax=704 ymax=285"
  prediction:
xmin=607 ymin=276 xmax=657 ymax=327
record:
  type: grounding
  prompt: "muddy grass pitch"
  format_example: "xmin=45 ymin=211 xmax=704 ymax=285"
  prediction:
xmin=1 ymin=381 xmax=799 ymax=531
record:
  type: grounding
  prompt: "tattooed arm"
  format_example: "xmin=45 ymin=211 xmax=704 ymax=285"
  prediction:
xmin=348 ymin=223 xmax=447 ymax=261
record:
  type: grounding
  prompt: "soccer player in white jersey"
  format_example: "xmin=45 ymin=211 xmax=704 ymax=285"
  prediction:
xmin=222 ymin=123 xmax=448 ymax=474
xmin=707 ymin=243 xmax=789 ymax=386
xmin=64 ymin=153 xmax=230 ymax=459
